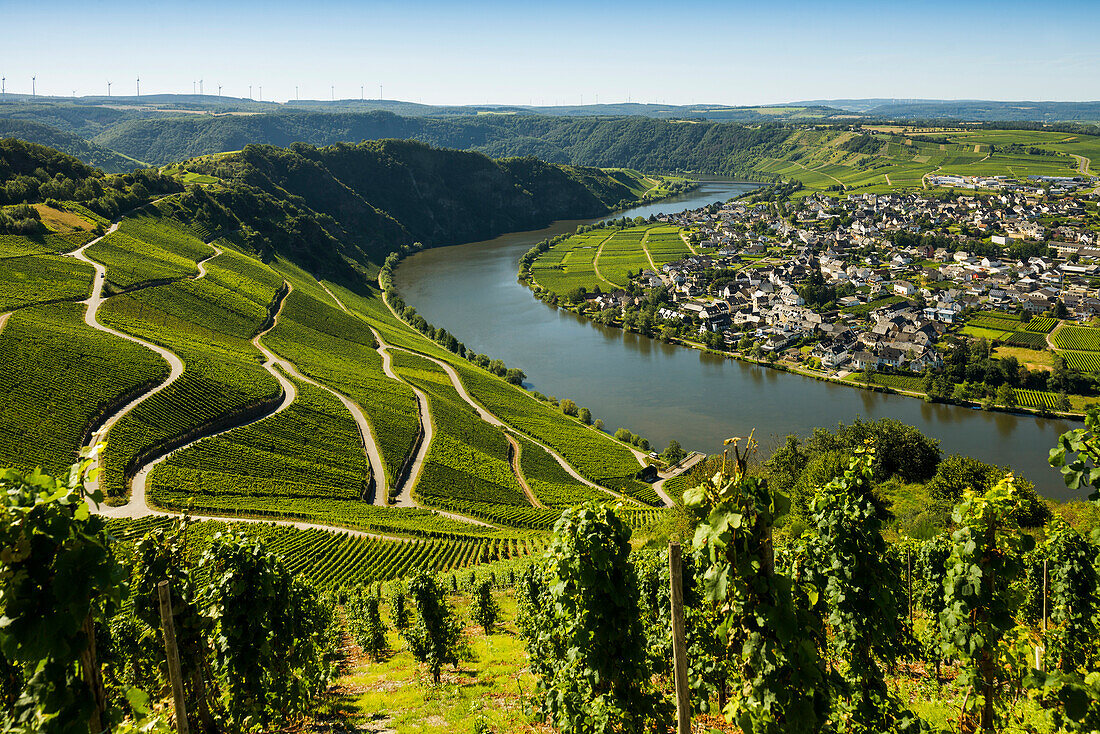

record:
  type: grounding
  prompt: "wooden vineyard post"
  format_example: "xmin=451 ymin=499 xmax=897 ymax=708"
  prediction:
xmin=907 ymin=549 xmax=913 ymax=624
xmin=669 ymin=542 xmax=691 ymax=734
xmin=79 ymin=612 xmax=106 ymax=734
xmin=158 ymin=581 xmax=190 ymax=734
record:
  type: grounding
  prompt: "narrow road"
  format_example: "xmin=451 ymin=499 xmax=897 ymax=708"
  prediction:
xmin=505 ymin=434 xmax=544 ymax=508
xmin=69 ymin=223 xmax=185 ymax=498
xmin=640 ymin=228 xmax=659 ymax=272
xmin=679 ymin=229 xmax=700 ymax=256
xmin=194 ymin=243 xmax=222 ymax=279
xmin=651 ymin=451 xmax=706 ymax=503
xmin=0 ymin=312 xmax=10 ymax=336
xmin=1070 ymin=154 xmax=1091 ymax=175
xmin=591 ymin=230 xmax=621 ymax=290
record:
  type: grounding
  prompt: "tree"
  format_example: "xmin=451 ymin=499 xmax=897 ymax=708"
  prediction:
xmin=505 ymin=367 xmax=525 ymax=385
xmin=578 ymin=407 xmax=592 ymax=425
xmin=614 ymin=427 xmax=634 ymax=443
xmin=662 ymin=440 xmax=686 ymax=465
xmin=401 ymin=570 xmax=463 ymax=685
xmin=560 ymin=399 xmax=578 ymax=416
xmin=470 ymin=581 xmax=501 ymax=635
xmin=524 ymin=504 xmax=668 ymax=733
xmin=996 ymin=382 xmax=1017 ymax=408
xmin=593 ymin=419 xmax=604 ymax=431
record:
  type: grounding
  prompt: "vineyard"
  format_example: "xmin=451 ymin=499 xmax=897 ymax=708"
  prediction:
xmin=97 ymin=272 xmax=284 ymax=497
xmin=0 ymin=302 xmax=169 ymax=474
xmin=1063 ymin=350 xmax=1100 ymax=372
xmin=1025 ymin=316 xmax=1058 ymax=333
xmin=0 ymin=253 xmax=95 ymax=310
xmin=265 ymin=284 xmax=421 ymax=487
xmin=454 ymin=364 xmax=662 ymax=505
xmin=1005 ymin=330 xmax=1048 ymax=348
xmin=85 ymin=213 xmax=211 ymax=289
xmin=147 ymin=377 xmax=374 ymax=516
xmin=844 ymin=372 xmax=925 ymax=391
xmin=1012 ymin=387 xmax=1064 ymax=409
xmin=106 ymin=516 xmax=544 ymax=589
xmin=514 ymin=433 xmax=611 ymax=507
xmin=1053 ymin=324 xmax=1100 ymax=351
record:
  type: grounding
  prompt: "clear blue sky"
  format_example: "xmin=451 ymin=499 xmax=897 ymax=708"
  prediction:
xmin=4 ymin=0 xmax=1099 ymax=105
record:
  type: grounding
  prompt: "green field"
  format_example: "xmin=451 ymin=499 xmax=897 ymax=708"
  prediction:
xmin=0 ymin=253 xmax=95 ymax=310
xmin=85 ymin=213 xmax=209 ymax=289
xmin=530 ymin=224 xmax=687 ymax=297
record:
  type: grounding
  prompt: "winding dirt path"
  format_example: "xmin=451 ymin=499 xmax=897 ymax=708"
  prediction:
xmin=0 ymin=312 xmax=10 ymax=336
xmin=679 ymin=229 xmax=701 ymax=256
xmin=591 ymin=230 xmax=621 ymax=290
xmin=640 ymin=228 xmax=659 ymax=272
xmin=505 ymin=433 xmax=544 ymax=508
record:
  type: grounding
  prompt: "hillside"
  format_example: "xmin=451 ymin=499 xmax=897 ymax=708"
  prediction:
xmin=0 ymin=118 xmax=144 ymax=173
xmin=0 ymin=139 xmax=667 ymax=538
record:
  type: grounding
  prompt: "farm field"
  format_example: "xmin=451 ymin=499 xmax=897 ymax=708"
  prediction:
xmin=0 ymin=253 xmax=95 ymax=310
xmin=1052 ymin=324 xmax=1100 ymax=351
xmin=85 ymin=212 xmax=210 ymax=289
xmin=530 ymin=224 xmax=688 ymax=297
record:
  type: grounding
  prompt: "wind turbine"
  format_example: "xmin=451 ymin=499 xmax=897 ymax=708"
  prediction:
xmin=330 ymin=85 xmax=334 ymax=101
xmin=360 ymin=85 xmax=364 ymax=101
xmin=248 ymin=85 xmax=252 ymax=100
xmin=1 ymin=77 xmax=5 ymax=97
xmin=378 ymin=83 xmax=382 ymax=101
xmin=31 ymin=76 xmax=35 ymax=97
xmin=295 ymin=85 xmax=299 ymax=100
xmin=192 ymin=80 xmax=196 ymax=94
xmin=199 ymin=79 xmax=203 ymax=95
xmin=136 ymin=76 xmax=140 ymax=96
xmin=258 ymin=86 xmax=262 ymax=101
xmin=218 ymin=84 xmax=222 ymax=97
xmin=107 ymin=81 xmax=111 ymax=97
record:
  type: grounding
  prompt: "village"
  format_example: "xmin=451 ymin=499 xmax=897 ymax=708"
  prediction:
xmin=599 ymin=178 xmax=1100 ymax=380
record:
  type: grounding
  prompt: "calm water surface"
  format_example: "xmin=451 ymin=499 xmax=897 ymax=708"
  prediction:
xmin=395 ymin=181 xmax=1082 ymax=500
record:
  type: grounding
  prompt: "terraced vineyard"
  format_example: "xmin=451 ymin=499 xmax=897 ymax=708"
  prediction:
xmin=85 ymin=212 xmax=209 ymax=289
xmin=452 ymin=363 xmax=662 ymax=505
xmin=0 ymin=302 xmax=169 ymax=474
xmin=265 ymin=283 xmax=420 ymax=487
xmin=0 ymin=254 xmax=95 ymax=310
xmin=391 ymin=350 xmax=548 ymax=526
xmin=148 ymin=377 xmax=374 ymax=517
xmin=513 ymin=433 xmax=609 ymax=507
xmin=97 ymin=262 xmax=283 ymax=498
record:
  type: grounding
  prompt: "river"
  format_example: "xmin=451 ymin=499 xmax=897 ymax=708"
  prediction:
xmin=394 ymin=181 xmax=1083 ymax=501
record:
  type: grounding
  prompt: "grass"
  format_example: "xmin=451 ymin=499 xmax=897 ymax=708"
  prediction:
xmin=0 ymin=302 xmax=169 ymax=474
xmin=31 ymin=203 xmax=95 ymax=234
xmin=993 ymin=345 xmax=1055 ymax=370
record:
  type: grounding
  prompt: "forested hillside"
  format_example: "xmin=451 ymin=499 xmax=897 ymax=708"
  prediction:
xmin=0 ymin=119 xmax=142 ymax=173
xmin=89 ymin=110 xmax=792 ymax=173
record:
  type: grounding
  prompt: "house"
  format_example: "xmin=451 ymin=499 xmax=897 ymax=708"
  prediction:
xmin=893 ymin=280 xmax=917 ymax=297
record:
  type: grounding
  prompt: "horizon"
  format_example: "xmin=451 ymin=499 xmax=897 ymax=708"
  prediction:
xmin=3 ymin=0 xmax=1099 ymax=106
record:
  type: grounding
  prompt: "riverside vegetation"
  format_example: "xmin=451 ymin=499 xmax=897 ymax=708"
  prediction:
xmin=2 ymin=132 xmax=1100 ymax=732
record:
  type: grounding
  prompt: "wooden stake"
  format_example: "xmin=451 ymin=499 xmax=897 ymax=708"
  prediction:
xmin=158 ymin=581 xmax=190 ymax=734
xmin=669 ymin=542 xmax=691 ymax=734
xmin=79 ymin=612 xmax=106 ymax=734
